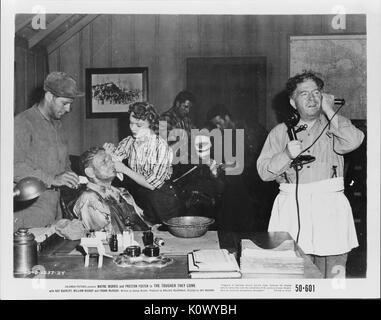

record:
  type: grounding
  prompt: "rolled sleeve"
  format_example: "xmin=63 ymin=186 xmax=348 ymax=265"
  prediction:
xmin=328 ymin=115 xmax=365 ymax=154
xmin=257 ymin=124 xmax=293 ymax=181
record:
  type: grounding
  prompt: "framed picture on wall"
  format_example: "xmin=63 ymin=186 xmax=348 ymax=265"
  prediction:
xmin=289 ymin=35 xmax=366 ymax=120
xmin=86 ymin=67 xmax=148 ymax=118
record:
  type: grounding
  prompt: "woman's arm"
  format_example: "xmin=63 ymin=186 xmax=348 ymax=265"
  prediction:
xmin=114 ymin=161 xmax=155 ymax=190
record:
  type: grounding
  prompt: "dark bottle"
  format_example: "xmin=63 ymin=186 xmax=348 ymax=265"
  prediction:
xmin=142 ymin=228 xmax=154 ymax=246
xmin=109 ymin=234 xmax=118 ymax=252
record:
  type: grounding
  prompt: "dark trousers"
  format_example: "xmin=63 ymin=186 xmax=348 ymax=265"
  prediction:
xmin=134 ymin=182 xmax=184 ymax=224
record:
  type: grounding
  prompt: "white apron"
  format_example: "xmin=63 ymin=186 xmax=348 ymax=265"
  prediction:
xmin=268 ymin=177 xmax=358 ymax=256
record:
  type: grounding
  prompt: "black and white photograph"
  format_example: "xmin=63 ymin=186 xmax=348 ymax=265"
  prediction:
xmin=86 ymin=67 xmax=148 ymax=118
xmin=1 ymin=0 xmax=380 ymax=304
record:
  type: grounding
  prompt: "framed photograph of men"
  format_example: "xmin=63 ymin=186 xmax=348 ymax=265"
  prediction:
xmin=86 ymin=67 xmax=148 ymax=118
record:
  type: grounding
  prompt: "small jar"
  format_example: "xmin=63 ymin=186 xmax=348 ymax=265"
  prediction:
xmin=124 ymin=245 xmax=141 ymax=257
xmin=143 ymin=245 xmax=160 ymax=257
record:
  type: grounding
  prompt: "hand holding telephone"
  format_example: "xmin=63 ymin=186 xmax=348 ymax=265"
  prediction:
xmin=286 ymin=140 xmax=303 ymax=159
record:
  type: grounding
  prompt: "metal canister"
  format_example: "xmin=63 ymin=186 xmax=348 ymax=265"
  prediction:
xmin=14 ymin=228 xmax=38 ymax=274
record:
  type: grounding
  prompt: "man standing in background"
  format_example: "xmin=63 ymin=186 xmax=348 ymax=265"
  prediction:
xmin=159 ymin=90 xmax=197 ymax=141
xmin=205 ymin=104 xmax=270 ymax=232
xmin=14 ymin=71 xmax=84 ymax=230
xmin=159 ymin=91 xmax=197 ymax=179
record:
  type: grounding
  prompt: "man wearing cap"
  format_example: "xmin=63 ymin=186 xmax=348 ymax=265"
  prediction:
xmin=159 ymin=91 xmax=198 ymax=179
xmin=14 ymin=71 xmax=84 ymax=230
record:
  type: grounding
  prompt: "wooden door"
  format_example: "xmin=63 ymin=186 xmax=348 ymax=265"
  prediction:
xmin=186 ymin=57 xmax=267 ymax=128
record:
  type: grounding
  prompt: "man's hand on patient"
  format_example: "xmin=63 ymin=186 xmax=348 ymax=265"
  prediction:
xmin=53 ymin=171 xmax=79 ymax=188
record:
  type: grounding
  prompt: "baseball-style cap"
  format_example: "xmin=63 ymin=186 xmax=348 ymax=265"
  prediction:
xmin=43 ymin=71 xmax=84 ymax=99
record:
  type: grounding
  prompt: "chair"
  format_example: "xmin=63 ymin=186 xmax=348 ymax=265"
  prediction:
xmin=60 ymin=185 xmax=85 ymax=220
xmin=60 ymin=154 xmax=83 ymax=220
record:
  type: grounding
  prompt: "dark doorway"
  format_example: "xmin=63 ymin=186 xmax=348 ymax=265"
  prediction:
xmin=186 ymin=57 xmax=275 ymax=232
xmin=186 ymin=57 xmax=267 ymax=127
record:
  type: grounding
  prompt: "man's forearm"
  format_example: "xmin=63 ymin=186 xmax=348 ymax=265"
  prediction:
xmin=257 ymin=149 xmax=293 ymax=181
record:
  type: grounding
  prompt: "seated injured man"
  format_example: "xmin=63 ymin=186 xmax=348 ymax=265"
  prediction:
xmin=73 ymin=146 xmax=150 ymax=234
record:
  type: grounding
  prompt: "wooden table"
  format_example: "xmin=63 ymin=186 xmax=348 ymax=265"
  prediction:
xmin=16 ymin=231 xmax=322 ymax=279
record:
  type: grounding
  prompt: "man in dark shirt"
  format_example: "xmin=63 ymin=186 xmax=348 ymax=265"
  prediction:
xmin=159 ymin=91 xmax=197 ymax=179
xmin=14 ymin=72 xmax=84 ymax=230
xmin=159 ymin=90 xmax=197 ymax=141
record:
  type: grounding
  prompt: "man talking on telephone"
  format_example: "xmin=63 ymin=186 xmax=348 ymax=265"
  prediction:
xmin=256 ymin=71 xmax=364 ymax=278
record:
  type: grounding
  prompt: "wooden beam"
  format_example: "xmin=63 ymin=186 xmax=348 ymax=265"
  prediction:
xmin=47 ymin=14 xmax=100 ymax=54
xmin=15 ymin=15 xmax=34 ymax=33
xmin=28 ymin=14 xmax=73 ymax=49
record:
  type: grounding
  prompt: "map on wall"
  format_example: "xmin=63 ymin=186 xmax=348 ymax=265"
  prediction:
xmin=289 ymin=35 xmax=366 ymax=120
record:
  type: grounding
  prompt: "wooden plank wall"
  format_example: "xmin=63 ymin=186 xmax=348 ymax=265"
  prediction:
xmin=45 ymin=14 xmax=365 ymax=156
xmin=14 ymin=37 xmax=48 ymax=116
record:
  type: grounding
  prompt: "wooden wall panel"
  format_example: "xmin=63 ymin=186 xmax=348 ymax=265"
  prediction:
xmin=111 ymin=15 xmax=134 ymax=67
xmin=48 ymin=49 xmax=59 ymax=71
xmin=199 ymin=15 xmax=225 ymax=56
xmin=60 ymin=34 xmax=82 ymax=155
xmin=14 ymin=45 xmax=26 ymax=115
xmin=84 ymin=15 xmax=119 ymax=152
xmin=42 ymin=14 xmax=366 ymax=156
xmin=92 ymin=15 xmax=109 ymax=67
xmin=178 ymin=15 xmax=199 ymax=93
xmin=154 ymin=15 xmax=180 ymax=111
xmin=229 ymin=16 xmax=253 ymax=56
xmin=14 ymin=37 xmax=48 ymax=115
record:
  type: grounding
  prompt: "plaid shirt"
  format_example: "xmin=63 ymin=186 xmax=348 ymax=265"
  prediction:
xmin=159 ymin=107 xmax=196 ymax=141
xmin=113 ymin=133 xmax=173 ymax=189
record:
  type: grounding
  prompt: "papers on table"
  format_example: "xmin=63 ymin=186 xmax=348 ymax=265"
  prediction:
xmin=188 ymin=249 xmax=241 ymax=278
xmin=240 ymin=239 xmax=304 ymax=275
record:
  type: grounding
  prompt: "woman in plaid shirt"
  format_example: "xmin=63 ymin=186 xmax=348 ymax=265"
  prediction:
xmin=104 ymin=102 xmax=183 ymax=223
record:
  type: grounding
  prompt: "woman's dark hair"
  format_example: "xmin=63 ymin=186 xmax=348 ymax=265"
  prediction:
xmin=128 ymin=101 xmax=159 ymax=133
xmin=286 ymin=71 xmax=324 ymax=98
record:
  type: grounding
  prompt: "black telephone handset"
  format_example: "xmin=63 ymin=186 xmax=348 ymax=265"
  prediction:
xmin=285 ymin=108 xmax=301 ymax=141
xmin=285 ymin=108 xmax=315 ymax=169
